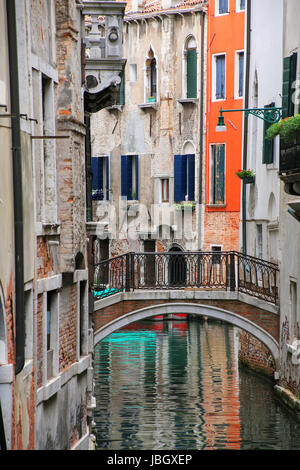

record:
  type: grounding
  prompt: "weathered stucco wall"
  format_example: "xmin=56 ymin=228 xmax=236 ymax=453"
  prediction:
xmin=91 ymin=5 xmax=206 ymax=256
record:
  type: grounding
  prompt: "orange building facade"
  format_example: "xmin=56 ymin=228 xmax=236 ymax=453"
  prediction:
xmin=204 ymin=0 xmax=245 ymax=251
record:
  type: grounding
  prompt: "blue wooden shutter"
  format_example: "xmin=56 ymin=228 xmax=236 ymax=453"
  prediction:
xmin=105 ymin=156 xmax=109 ymax=200
xmin=219 ymin=0 xmax=228 ymax=14
xmin=135 ymin=155 xmax=139 ymax=200
xmin=121 ymin=155 xmax=132 ymax=199
xmin=187 ymin=154 xmax=195 ymax=201
xmin=216 ymin=55 xmax=225 ymax=99
xmin=91 ymin=157 xmax=99 ymax=190
xmin=214 ymin=145 xmax=225 ymax=204
xmin=174 ymin=155 xmax=187 ymax=202
xmin=187 ymin=49 xmax=197 ymax=99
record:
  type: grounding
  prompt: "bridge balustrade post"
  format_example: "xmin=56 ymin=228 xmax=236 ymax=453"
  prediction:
xmin=125 ymin=253 xmax=130 ymax=291
xmin=229 ymin=252 xmax=236 ymax=291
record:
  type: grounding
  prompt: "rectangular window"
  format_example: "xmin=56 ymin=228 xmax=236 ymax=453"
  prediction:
xmin=187 ymin=49 xmax=197 ymax=99
xmin=217 ymin=0 xmax=228 ymax=15
xmin=129 ymin=64 xmax=137 ymax=82
xmin=236 ymin=51 xmax=244 ymax=98
xmin=237 ymin=0 xmax=245 ymax=11
xmin=210 ymin=144 xmax=225 ymax=204
xmin=46 ymin=290 xmax=57 ymax=381
xmin=119 ymin=71 xmax=125 ymax=105
xmin=174 ymin=154 xmax=195 ymax=202
xmin=121 ymin=155 xmax=139 ymax=200
xmin=214 ymin=54 xmax=226 ymax=100
xmin=282 ymin=52 xmax=297 ymax=118
xmin=262 ymin=103 xmax=275 ymax=164
xmin=42 ymin=74 xmax=57 ymax=222
xmin=92 ymin=156 xmax=110 ymax=200
xmin=160 ymin=178 xmax=169 ymax=202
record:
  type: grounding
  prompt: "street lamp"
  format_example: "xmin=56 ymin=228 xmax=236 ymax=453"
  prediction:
xmin=216 ymin=106 xmax=282 ymax=132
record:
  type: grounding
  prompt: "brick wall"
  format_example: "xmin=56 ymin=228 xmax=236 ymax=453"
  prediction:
xmin=59 ymin=285 xmax=77 ymax=372
xmin=203 ymin=211 xmax=240 ymax=251
xmin=238 ymin=330 xmax=276 ymax=378
xmin=37 ymin=237 xmax=54 ymax=279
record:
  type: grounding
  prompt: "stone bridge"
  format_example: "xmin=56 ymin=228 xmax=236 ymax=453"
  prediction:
xmin=92 ymin=251 xmax=280 ymax=365
xmin=93 ymin=290 xmax=280 ymax=365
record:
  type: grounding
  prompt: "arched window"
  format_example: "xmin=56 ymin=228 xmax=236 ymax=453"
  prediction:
xmin=145 ymin=47 xmax=158 ymax=102
xmin=185 ymin=36 xmax=197 ymax=99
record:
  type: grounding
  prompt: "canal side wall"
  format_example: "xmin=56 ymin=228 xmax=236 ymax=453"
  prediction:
xmin=238 ymin=331 xmax=276 ymax=379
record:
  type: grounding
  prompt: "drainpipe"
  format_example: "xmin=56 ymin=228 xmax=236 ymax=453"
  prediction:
xmin=242 ymin=0 xmax=251 ymax=254
xmin=6 ymin=0 xmax=25 ymax=375
xmin=198 ymin=10 xmax=205 ymax=250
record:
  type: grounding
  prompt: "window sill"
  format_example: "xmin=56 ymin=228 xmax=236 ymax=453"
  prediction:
xmin=177 ymin=98 xmax=198 ymax=105
xmin=36 ymin=355 xmax=90 ymax=405
xmin=106 ymin=105 xmax=123 ymax=112
xmin=36 ymin=222 xmax=60 ymax=236
xmin=207 ymin=204 xmax=227 ymax=209
xmin=138 ymin=102 xmax=158 ymax=110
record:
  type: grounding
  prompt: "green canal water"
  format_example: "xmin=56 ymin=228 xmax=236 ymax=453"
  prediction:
xmin=94 ymin=318 xmax=300 ymax=450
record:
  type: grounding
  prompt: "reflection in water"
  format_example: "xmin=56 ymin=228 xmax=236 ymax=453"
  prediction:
xmin=94 ymin=319 xmax=300 ymax=450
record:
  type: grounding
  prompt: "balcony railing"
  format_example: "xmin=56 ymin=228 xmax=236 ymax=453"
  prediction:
xmin=93 ymin=251 xmax=279 ymax=305
xmin=280 ymin=135 xmax=300 ymax=176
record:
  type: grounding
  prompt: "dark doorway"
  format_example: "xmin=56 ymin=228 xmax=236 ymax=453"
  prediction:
xmin=144 ymin=240 xmax=156 ymax=287
xmin=169 ymin=246 xmax=186 ymax=286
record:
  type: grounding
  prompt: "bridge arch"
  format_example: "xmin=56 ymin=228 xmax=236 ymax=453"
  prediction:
xmin=94 ymin=302 xmax=279 ymax=364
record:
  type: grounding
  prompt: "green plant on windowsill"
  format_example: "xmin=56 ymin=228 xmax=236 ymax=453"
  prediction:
xmin=174 ymin=202 xmax=195 ymax=211
xmin=266 ymin=114 xmax=300 ymax=143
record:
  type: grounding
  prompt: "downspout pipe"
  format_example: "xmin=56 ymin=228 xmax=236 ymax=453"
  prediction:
xmin=242 ymin=0 xmax=251 ymax=254
xmin=198 ymin=9 xmax=205 ymax=250
xmin=6 ymin=0 xmax=25 ymax=375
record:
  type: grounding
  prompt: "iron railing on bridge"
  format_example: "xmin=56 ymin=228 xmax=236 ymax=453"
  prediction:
xmin=93 ymin=251 xmax=279 ymax=305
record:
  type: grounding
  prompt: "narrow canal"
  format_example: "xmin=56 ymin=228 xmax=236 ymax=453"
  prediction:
xmin=94 ymin=318 xmax=300 ymax=450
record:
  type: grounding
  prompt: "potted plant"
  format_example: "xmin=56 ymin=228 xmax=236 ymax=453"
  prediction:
xmin=235 ymin=169 xmax=255 ymax=184
xmin=266 ymin=114 xmax=300 ymax=143
xmin=147 ymin=96 xmax=156 ymax=103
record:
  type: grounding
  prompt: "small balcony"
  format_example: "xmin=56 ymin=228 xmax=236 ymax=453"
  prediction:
xmin=279 ymin=136 xmax=300 ymax=194
xmin=82 ymin=1 xmax=127 ymax=113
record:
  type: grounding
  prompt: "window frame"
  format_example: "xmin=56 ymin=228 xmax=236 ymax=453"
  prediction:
xmin=236 ymin=0 xmax=245 ymax=12
xmin=212 ymin=53 xmax=226 ymax=102
xmin=160 ymin=178 xmax=170 ymax=203
xmin=215 ymin=0 xmax=229 ymax=16
xmin=235 ymin=50 xmax=244 ymax=99
xmin=91 ymin=155 xmax=110 ymax=201
xmin=184 ymin=36 xmax=198 ymax=99
xmin=209 ymin=143 xmax=226 ymax=205
xmin=121 ymin=155 xmax=139 ymax=201
xmin=174 ymin=154 xmax=195 ymax=202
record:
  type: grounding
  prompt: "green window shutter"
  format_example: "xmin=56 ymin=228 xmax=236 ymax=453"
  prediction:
xmin=212 ymin=144 xmax=225 ymax=204
xmin=282 ymin=53 xmax=297 ymax=118
xmin=119 ymin=71 xmax=125 ymax=105
xmin=187 ymin=49 xmax=197 ymax=99
xmin=262 ymin=103 xmax=275 ymax=164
